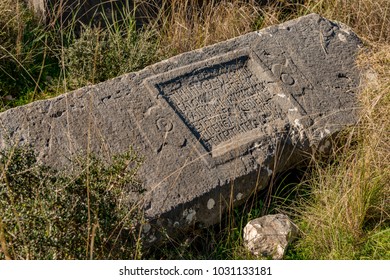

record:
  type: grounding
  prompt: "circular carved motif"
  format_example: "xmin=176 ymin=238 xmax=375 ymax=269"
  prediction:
xmin=281 ymin=73 xmax=295 ymax=85
xmin=156 ymin=117 xmax=173 ymax=132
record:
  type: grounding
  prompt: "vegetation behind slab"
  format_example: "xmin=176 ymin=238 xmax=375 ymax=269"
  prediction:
xmin=0 ymin=0 xmax=389 ymax=259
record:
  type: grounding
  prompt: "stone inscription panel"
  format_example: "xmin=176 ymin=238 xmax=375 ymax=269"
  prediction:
xmin=147 ymin=52 xmax=287 ymax=156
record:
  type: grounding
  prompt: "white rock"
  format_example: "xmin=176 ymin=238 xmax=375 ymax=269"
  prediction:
xmin=243 ymin=214 xmax=298 ymax=259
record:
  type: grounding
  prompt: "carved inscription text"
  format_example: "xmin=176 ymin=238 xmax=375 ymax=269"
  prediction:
xmin=157 ymin=56 xmax=285 ymax=152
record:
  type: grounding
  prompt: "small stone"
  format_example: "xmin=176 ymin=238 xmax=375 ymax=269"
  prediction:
xmin=2 ymin=95 xmax=14 ymax=101
xmin=207 ymin=198 xmax=215 ymax=209
xmin=142 ymin=223 xmax=151 ymax=233
xmin=45 ymin=75 xmax=53 ymax=83
xmin=243 ymin=214 xmax=298 ymax=260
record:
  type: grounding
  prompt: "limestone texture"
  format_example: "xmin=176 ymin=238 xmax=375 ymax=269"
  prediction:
xmin=0 ymin=14 xmax=363 ymax=243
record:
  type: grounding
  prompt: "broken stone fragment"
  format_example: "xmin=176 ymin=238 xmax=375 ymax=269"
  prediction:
xmin=243 ymin=214 xmax=298 ymax=259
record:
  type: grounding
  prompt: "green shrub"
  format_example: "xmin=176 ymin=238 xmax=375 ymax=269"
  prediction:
xmin=63 ymin=14 xmax=158 ymax=89
xmin=0 ymin=147 xmax=143 ymax=259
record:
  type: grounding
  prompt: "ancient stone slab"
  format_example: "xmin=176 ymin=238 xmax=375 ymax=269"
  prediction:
xmin=243 ymin=214 xmax=298 ymax=259
xmin=0 ymin=14 xmax=363 ymax=243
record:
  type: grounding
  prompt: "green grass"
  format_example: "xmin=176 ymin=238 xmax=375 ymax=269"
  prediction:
xmin=0 ymin=0 xmax=389 ymax=259
xmin=0 ymin=0 xmax=59 ymax=107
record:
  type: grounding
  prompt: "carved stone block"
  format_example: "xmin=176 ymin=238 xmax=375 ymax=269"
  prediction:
xmin=0 ymin=14 xmax=363 ymax=243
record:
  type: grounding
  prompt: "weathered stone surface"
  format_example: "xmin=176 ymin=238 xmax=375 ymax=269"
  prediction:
xmin=0 ymin=14 xmax=363 ymax=243
xmin=243 ymin=214 xmax=298 ymax=259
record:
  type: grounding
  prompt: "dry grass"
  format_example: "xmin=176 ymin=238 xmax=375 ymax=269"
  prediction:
xmin=292 ymin=44 xmax=390 ymax=259
xmin=0 ymin=0 xmax=23 ymax=52
xmin=155 ymin=0 xmax=261 ymax=54
xmin=302 ymin=0 xmax=390 ymax=43
xmin=153 ymin=0 xmax=309 ymax=56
